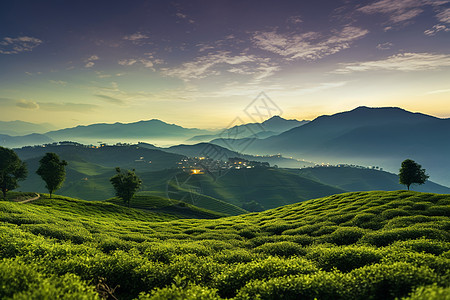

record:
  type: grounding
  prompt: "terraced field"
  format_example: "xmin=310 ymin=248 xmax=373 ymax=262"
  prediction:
xmin=0 ymin=191 xmax=449 ymax=299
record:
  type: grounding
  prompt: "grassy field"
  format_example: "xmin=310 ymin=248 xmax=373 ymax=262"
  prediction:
xmin=107 ymin=194 xmax=233 ymax=219
xmin=0 ymin=190 xmax=449 ymax=299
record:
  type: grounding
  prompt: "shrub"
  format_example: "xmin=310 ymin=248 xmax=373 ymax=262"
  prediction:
xmin=0 ymin=259 xmax=41 ymax=298
xmin=213 ymin=256 xmax=318 ymax=298
xmin=12 ymin=273 xmax=99 ymax=300
xmin=403 ymin=284 xmax=450 ymax=300
xmin=390 ymin=238 xmax=450 ymax=255
xmin=139 ymin=284 xmax=222 ymax=300
xmin=326 ymin=227 xmax=366 ymax=245
xmin=253 ymin=241 xmax=305 ymax=257
xmin=361 ymin=228 xmax=450 ymax=247
xmin=235 ymin=271 xmax=349 ymax=300
xmin=306 ymin=245 xmax=382 ymax=272
xmin=212 ymin=249 xmax=259 ymax=264
xmin=348 ymin=262 xmax=437 ymax=299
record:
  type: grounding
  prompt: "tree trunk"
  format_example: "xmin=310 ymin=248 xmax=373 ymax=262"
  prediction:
xmin=1 ymin=188 xmax=6 ymax=200
xmin=407 ymin=185 xmax=410 ymax=191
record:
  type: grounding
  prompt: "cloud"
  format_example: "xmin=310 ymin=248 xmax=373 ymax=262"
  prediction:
xmin=49 ymin=80 xmax=67 ymax=85
xmin=426 ymin=88 xmax=450 ymax=94
xmin=437 ymin=8 xmax=450 ymax=23
xmin=16 ymin=99 xmax=40 ymax=110
xmin=175 ymin=12 xmax=195 ymax=24
xmin=118 ymin=58 xmax=159 ymax=69
xmin=84 ymin=55 xmax=99 ymax=68
xmin=87 ymin=55 xmax=99 ymax=61
xmin=39 ymin=102 xmax=97 ymax=112
xmin=118 ymin=59 xmax=137 ymax=66
xmin=358 ymin=0 xmax=449 ymax=25
xmin=123 ymin=32 xmax=151 ymax=45
xmin=333 ymin=52 xmax=450 ymax=74
xmin=287 ymin=16 xmax=303 ymax=24
xmin=123 ymin=32 xmax=149 ymax=41
xmin=376 ymin=42 xmax=394 ymax=50
xmin=252 ymin=26 xmax=368 ymax=60
xmin=424 ymin=24 xmax=450 ymax=35
xmin=161 ymin=51 xmax=278 ymax=82
xmin=95 ymin=94 xmax=126 ymax=105
xmin=0 ymin=36 xmax=43 ymax=54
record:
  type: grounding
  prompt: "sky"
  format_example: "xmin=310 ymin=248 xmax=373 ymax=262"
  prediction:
xmin=0 ymin=0 xmax=449 ymax=129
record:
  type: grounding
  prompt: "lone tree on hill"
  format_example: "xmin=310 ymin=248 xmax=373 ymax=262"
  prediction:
xmin=36 ymin=152 xmax=68 ymax=198
xmin=399 ymin=159 xmax=429 ymax=190
xmin=0 ymin=146 xmax=28 ymax=199
xmin=110 ymin=167 xmax=142 ymax=207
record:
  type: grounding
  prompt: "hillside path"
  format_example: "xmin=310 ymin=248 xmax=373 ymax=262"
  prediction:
xmin=17 ymin=193 xmax=40 ymax=203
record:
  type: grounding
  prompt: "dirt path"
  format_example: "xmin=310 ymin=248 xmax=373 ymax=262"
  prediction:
xmin=17 ymin=193 xmax=40 ymax=203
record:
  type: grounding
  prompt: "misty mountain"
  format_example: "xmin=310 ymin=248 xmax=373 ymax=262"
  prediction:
xmin=0 ymin=133 xmax=53 ymax=148
xmin=0 ymin=120 xmax=56 ymax=136
xmin=187 ymin=115 xmax=308 ymax=142
xmin=45 ymin=119 xmax=214 ymax=142
xmin=213 ymin=106 xmax=450 ymax=187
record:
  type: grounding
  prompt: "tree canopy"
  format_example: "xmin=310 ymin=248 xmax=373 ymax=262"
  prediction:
xmin=36 ymin=152 xmax=68 ymax=198
xmin=399 ymin=159 xmax=429 ymax=190
xmin=0 ymin=146 xmax=28 ymax=199
xmin=110 ymin=167 xmax=142 ymax=207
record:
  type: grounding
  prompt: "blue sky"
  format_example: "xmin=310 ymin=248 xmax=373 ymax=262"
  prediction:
xmin=1 ymin=0 xmax=449 ymax=129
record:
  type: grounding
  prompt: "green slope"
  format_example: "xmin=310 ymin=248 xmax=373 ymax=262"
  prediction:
xmin=297 ymin=166 xmax=450 ymax=193
xmin=107 ymin=194 xmax=231 ymax=219
xmin=165 ymin=168 xmax=346 ymax=210
xmin=1 ymin=191 xmax=449 ymax=299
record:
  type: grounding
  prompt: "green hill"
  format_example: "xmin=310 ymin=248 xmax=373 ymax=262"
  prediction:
xmin=165 ymin=168 xmax=346 ymax=210
xmin=1 ymin=191 xmax=449 ymax=299
xmin=296 ymin=166 xmax=450 ymax=194
xmin=107 ymin=194 xmax=233 ymax=219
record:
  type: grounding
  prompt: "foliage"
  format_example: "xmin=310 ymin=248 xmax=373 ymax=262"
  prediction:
xmin=399 ymin=159 xmax=429 ymax=190
xmin=0 ymin=190 xmax=449 ymax=299
xmin=0 ymin=146 xmax=27 ymax=199
xmin=36 ymin=152 xmax=68 ymax=198
xmin=242 ymin=200 xmax=265 ymax=212
xmin=110 ymin=167 xmax=142 ymax=207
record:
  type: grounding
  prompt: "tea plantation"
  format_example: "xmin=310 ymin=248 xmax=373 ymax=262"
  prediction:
xmin=1 ymin=191 xmax=449 ymax=299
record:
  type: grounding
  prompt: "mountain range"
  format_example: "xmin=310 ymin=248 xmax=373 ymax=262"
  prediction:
xmin=211 ymin=106 xmax=450 ymax=187
xmin=0 ymin=115 xmax=305 ymax=148
xmin=2 ymin=106 xmax=450 ymax=187
xmin=187 ymin=115 xmax=308 ymax=142
xmin=0 ymin=120 xmax=56 ymax=135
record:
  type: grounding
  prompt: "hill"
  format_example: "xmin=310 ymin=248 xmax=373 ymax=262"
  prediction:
xmin=0 ymin=191 xmax=449 ymax=299
xmin=0 ymin=133 xmax=53 ymax=148
xmin=216 ymin=106 xmax=450 ymax=187
xmin=15 ymin=144 xmax=185 ymax=200
xmin=44 ymin=119 xmax=214 ymax=145
xmin=106 ymin=194 xmax=232 ymax=219
xmin=296 ymin=166 xmax=450 ymax=194
xmin=0 ymin=120 xmax=56 ymax=136
xmin=188 ymin=115 xmax=308 ymax=142
xmin=161 ymin=142 xmax=315 ymax=168
xmin=164 ymin=168 xmax=345 ymax=210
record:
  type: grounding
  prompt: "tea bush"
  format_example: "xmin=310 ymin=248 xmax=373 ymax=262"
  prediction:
xmin=0 ymin=191 xmax=449 ymax=299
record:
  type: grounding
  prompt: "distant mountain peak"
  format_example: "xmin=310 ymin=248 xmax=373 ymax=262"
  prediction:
xmin=352 ymin=106 xmax=406 ymax=112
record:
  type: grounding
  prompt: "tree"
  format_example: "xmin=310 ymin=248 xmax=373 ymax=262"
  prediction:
xmin=36 ymin=152 xmax=68 ymax=198
xmin=0 ymin=146 xmax=28 ymax=199
xmin=399 ymin=159 xmax=429 ymax=190
xmin=110 ymin=167 xmax=142 ymax=207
